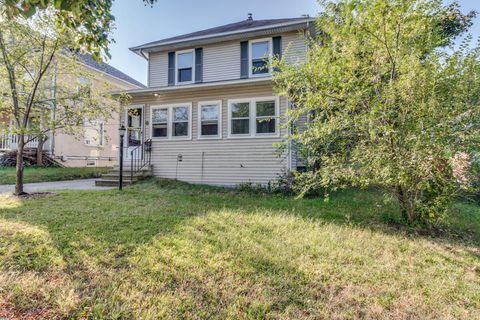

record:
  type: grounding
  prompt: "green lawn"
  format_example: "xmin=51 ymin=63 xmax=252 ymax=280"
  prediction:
xmin=0 ymin=166 xmax=111 ymax=185
xmin=0 ymin=179 xmax=479 ymax=319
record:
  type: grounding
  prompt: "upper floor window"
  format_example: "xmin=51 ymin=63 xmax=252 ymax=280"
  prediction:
xmin=176 ymin=50 xmax=194 ymax=84
xmin=250 ymin=39 xmax=272 ymax=77
xmin=198 ymin=101 xmax=222 ymax=139
xmin=77 ymin=76 xmax=92 ymax=96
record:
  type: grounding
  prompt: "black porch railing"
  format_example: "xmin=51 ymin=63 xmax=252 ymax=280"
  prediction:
xmin=129 ymin=139 xmax=152 ymax=182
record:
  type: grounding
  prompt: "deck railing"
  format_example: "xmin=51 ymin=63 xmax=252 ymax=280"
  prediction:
xmin=0 ymin=133 xmax=40 ymax=150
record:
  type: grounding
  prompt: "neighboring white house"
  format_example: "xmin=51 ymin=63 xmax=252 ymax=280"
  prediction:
xmin=120 ymin=15 xmax=313 ymax=185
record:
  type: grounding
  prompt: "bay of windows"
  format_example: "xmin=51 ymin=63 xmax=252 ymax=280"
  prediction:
xmin=150 ymin=98 xmax=278 ymax=140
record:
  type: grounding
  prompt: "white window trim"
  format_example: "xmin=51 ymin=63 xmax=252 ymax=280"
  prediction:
xmin=175 ymin=49 xmax=195 ymax=85
xmin=150 ymin=103 xmax=192 ymax=141
xmin=227 ymin=96 xmax=280 ymax=139
xmin=150 ymin=106 xmax=169 ymax=140
xmin=249 ymin=38 xmax=273 ymax=78
xmin=197 ymin=100 xmax=223 ymax=140
xmin=83 ymin=120 xmax=105 ymax=147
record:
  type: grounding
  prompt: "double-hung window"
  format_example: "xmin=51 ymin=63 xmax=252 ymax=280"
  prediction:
xmin=176 ymin=50 xmax=194 ymax=84
xmin=255 ymin=100 xmax=276 ymax=134
xmin=198 ymin=101 xmax=221 ymax=138
xmin=151 ymin=108 xmax=168 ymax=138
xmin=250 ymin=39 xmax=272 ymax=77
xmin=172 ymin=106 xmax=190 ymax=137
xmin=228 ymin=97 xmax=279 ymax=137
xmin=231 ymin=102 xmax=250 ymax=135
xmin=151 ymin=104 xmax=191 ymax=140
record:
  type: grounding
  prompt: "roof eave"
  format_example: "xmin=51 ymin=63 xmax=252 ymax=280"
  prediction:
xmin=129 ymin=18 xmax=314 ymax=57
xmin=111 ymin=77 xmax=272 ymax=97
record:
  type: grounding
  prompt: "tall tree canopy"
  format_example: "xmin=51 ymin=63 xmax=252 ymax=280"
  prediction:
xmin=1 ymin=0 xmax=157 ymax=59
xmin=0 ymin=13 xmax=119 ymax=194
xmin=274 ymin=0 xmax=479 ymax=224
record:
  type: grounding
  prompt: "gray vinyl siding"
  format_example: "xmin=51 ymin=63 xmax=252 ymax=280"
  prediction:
xmin=147 ymin=31 xmax=307 ymax=87
xmin=148 ymin=52 xmax=169 ymax=87
xmin=203 ymin=41 xmax=241 ymax=83
xmin=282 ymin=31 xmax=307 ymax=65
xmin=131 ymin=84 xmax=289 ymax=185
xmin=291 ymin=113 xmax=308 ymax=170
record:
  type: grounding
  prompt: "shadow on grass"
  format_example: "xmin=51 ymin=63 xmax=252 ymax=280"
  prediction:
xmin=147 ymin=178 xmax=480 ymax=247
xmin=1 ymin=178 xmax=479 ymax=318
xmin=0 ymin=177 xmax=479 ymax=263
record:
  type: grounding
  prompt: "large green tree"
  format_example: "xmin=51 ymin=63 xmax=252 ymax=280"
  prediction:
xmin=1 ymin=0 xmax=156 ymax=59
xmin=274 ymin=0 xmax=479 ymax=224
xmin=0 ymin=13 xmax=118 ymax=195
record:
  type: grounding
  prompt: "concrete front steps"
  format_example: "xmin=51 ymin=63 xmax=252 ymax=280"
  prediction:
xmin=95 ymin=165 xmax=153 ymax=187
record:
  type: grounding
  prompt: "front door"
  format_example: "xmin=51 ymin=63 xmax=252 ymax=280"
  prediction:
xmin=125 ymin=106 xmax=143 ymax=161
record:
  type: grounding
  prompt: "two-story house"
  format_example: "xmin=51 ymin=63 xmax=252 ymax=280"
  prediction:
xmin=120 ymin=16 xmax=313 ymax=185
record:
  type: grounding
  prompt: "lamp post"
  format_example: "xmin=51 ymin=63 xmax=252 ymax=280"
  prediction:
xmin=119 ymin=125 xmax=126 ymax=191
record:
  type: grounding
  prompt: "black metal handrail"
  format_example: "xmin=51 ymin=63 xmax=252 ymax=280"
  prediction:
xmin=129 ymin=139 xmax=152 ymax=182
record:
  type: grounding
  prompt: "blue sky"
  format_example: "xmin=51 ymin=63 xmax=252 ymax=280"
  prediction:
xmin=109 ymin=0 xmax=480 ymax=85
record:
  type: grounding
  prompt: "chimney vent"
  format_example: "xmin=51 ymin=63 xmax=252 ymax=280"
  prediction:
xmin=247 ymin=13 xmax=253 ymax=21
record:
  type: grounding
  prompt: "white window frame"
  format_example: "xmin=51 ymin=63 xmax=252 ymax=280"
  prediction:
xmin=197 ymin=100 xmax=222 ymax=140
xmin=150 ymin=107 xmax=169 ymax=140
xmin=83 ymin=120 xmax=105 ymax=147
xmin=227 ymin=96 xmax=280 ymax=139
xmin=150 ymin=103 xmax=192 ymax=141
xmin=249 ymin=38 xmax=273 ymax=78
xmin=175 ymin=49 xmax=195 ymax=85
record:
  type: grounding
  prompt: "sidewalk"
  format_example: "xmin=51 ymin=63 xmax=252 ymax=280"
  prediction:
xmin=0 ymin=179 xmax=114 ymax=194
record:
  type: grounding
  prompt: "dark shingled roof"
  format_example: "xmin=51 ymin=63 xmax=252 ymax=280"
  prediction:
xmin=134 ymin=17 xmax=312 ymax=49
xmin=77 ymin=53 xmax=145 ymax=88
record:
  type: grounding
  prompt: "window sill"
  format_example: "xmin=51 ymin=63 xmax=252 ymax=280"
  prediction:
xmin=249 ymin=73 xmax=272 ymax=78
xmin=197 ymin=136 xmax=223 ymax=140
xmin=175 ymin=81 xmax=194 ymax=86
xmin=151 ymin=137 xmax=192 ymax=141
xmin=226 ymin=133 xmax=280 ymax=139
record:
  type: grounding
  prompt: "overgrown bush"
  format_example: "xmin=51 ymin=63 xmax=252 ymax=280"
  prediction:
xmin=273 ymin=0 xmax=480 ymax=224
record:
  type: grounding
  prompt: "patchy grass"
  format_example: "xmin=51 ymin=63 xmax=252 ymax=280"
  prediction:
xmin=0 ymin=179 xmax=479 ymax=319
xmin=0 ymin=166 xmax=110 ymax=185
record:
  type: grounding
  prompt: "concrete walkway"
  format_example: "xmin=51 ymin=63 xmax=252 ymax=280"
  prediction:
xmin=0 ymin=179 xmax=114 ymax=194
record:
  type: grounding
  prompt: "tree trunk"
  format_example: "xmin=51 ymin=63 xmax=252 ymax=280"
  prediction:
xmin=36 ymin=136 xmax=46 ymax=166
xmin=395 ymin=185 xmax=417 ymax=223
xmin=15 ymin=134 xmax=26 ymax=195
